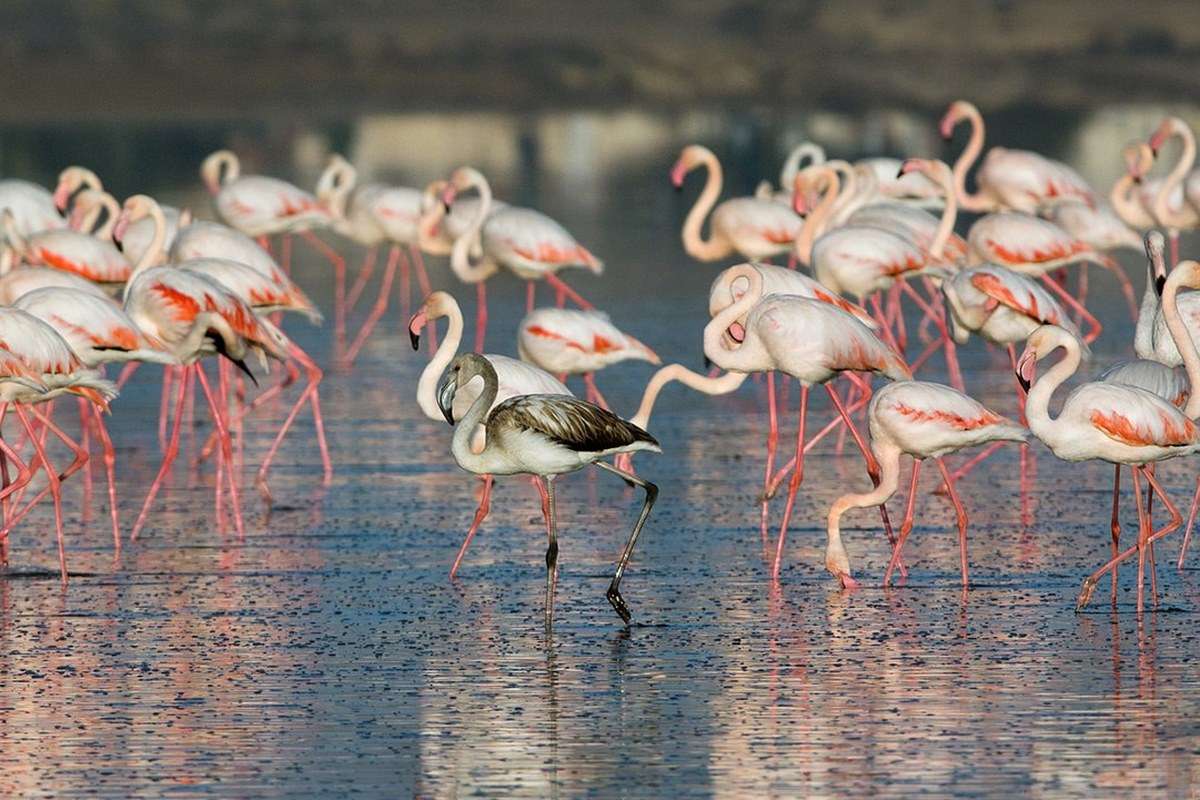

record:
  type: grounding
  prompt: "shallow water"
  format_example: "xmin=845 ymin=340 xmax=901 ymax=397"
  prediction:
xmin=1 ymin=111 xmax=1199 ymax=797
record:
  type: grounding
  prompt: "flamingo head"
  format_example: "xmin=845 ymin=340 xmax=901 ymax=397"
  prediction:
xmin=670 ymin=145 xmax=706 ymax=189
xmin=409 ymin=291 xmax=451 ymax=350
xmin=939 ymin=100 xmax=974 ymax=140
xmin=200 ymin=150 xmax=239 ymax=196
xmin=1016 ymin=324 xmax=1078 ymax=392
xmin=53 ymin=166 xmax=101 ymax=213
xmin=114 ymin=194 xmax=156 ymax=243
xmin=1122 ymin=142 xmax=1153 ymax=182
xmin=1145 ymin=231 xmax=1167 ymax=295
xmin=791 ymin=174 xmax=809 ymax=215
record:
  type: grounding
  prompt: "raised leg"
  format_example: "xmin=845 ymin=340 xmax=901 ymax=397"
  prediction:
xmin=449 ymin=475 xmax=493 ymax=579
xmin=543 ymin=273 xmax=594 ymax=310
xmin=342 ymin=244 xmax=399 ymax=366
xmin=595 ymin=460 xmax=658 ymax=625
xmin=1178 ymin=473 xmax=1200 ymax=569
xmin=771 ymin=385 xmax=808 ymax=579
xmin=196 ymin=366 xmax=244 ymax=538
xmin=14 ymin=404 xmax=67 ymax=586
xmin=131 ymin=366 xmax=191 ymax=540
xmin=1040 ymin=274 xmax=1102 ymax=343
xmin=256 ymin=344 xmax=333 ymax=505
xmin=345 ymin=245 xmax=378 ymax=312
xmin=883 ymin=459 xmax=921 ymax=587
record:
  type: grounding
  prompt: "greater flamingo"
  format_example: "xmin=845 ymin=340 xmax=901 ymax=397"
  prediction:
xmin=408 ymin=291 xmax=571 ymax=578
xmin=517 ymin=307 xmax=660 ymax=410
xmin=0 ymin=179 xmax=64 ymax=242
xmin=437 ymin=353 xmax=660 ymax=627
xmin=755 ymin=141 xmax=825 ymax=204
xmin=2 ymin=209 xmax=131 ymax=285
xmin=671 ymin=144 xmax=803 ymax=263
xmin=1147 ymin=116 xmax=1200 ymax=266
xmin=826 ymin=380 xmax=1025 ymax=589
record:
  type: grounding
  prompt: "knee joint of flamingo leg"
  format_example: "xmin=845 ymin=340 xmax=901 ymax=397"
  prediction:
xmin=545 ymin=540 xmax=558 ymax=569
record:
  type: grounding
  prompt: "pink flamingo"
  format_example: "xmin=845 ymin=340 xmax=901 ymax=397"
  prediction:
xmin=671 ymin=144 xmax=803 ymax=263
xmin=517 ymin=307 xmax=660 ymax=410
xmin=1147 ymin=116 xmax=1200 ymax=266
xmin=1108 ymin=142 xmax=1158 ymax=231
xmin=0 ymin=179 xmax=64 ymax=242
xmin=14 ymin=287 xmax=178 ymax=548
xmin=755 ymin=141 xmax=826 ymax=204
xmin=123 ymin=265 xmax=290 ymax=540
xmin=408 ymin=291 xmax=570 ymax=578
xmin=704 ymin=265 xmax=912 ymax=580
xmin=51 ymin=165 xmax=103 ymax=212
xmin=826 ymin=380 xmax=1026 ymax=589
xmin=0 ymin=308 xmax=117 ymax=585
xmin=941 ymin=99 xmax=1097 ymax=213
xmin=2 ymin=208 xmax=131 ymax=285
xmin=858 ymin=157 xmax=946 ymax=208
xmin=441 ymin=167 xmax=601 ymax=324
xmin=1019 ymin=321 xmax=1200 ymax=613
xmin=0 ymin=267 xmax=110 ymax=305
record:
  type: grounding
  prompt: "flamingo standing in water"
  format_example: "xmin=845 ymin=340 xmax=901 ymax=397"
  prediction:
xmin=2 ymin=208 xmax=131 ymax=286
xmin=704 ymin=265 xmax=912 ymax=580
xmin=826 ymin=380 xmax=1025 ymax=589
xmin=123 ymin=264 xmax=290 ymax=540
xmin=14 ymin=287 xmax=178 ymax=548
xmin=437 ymin=353 xmax=660 ymax=627
xmin=1018 ymin=319 xmax=1200 ymax=613
xmin=440 ymin=167 xmax=601 ymax=329
xmin=940 ymin=99 xmax=1097 ymax=213
xmin=671 ymin=144 xmax=803 ymax=263
xmin=517 ymin=307 xmax=660 ymax=410
xmin=1147 ymin=116 xmax=1200 ymax=266
xmin=408 ymin=291 xmax=571 ymax=578
xmin=0 ymin=308 xmax=117 ymax=585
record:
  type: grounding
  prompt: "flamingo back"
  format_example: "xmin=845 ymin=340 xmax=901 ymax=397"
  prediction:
xmin=1057 ymin=381 xmax=1200 ymax=462
xmin=871 ymin=380 xmax=1025 ymax=458
xmin=0 ymin=180 xmax=65 ymax=239
xmin=484 ymin=207 xmax=602 ymax=277
xmin=710 ymin=197 xmax=803 ymax=260
xmin=977 ymin=148 xmax=1095 ymax=212
xmin=216 ymin=175 xmax=331 ymax=236
xmin=0 ymin=267 xmax=110 ymax=305
xmin=968 ymin=212 xmax=1091 ymax=269
xmin=26 ymin=229 xmax=131 ymax=283
xmin=811 ymin=225 xmax=927 ymax=298
xmin=180 ymin=257 xmax=321 ymax=323
xmin=517 ymin=307 xmax=658 ymax=374
xmin=707 ymin=262 xmax=878 ymax=329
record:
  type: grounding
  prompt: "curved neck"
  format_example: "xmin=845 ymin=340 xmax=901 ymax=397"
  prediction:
xmin=1110 ymin=171 xmax=1149 ymax=228
xmin=794 ymin=167 xmax=840 ymax=265
xmin=826 ymin=440 xmax=901 ymax=561
xmin=1162 ymin=262 xmax=1200 ymax=419
xmin=826 ymin=161 xmax=860 ymax=229
xmin=92 ymin=192 xmax=120 ymax=240
xmin=450 ymin=368 xmax=498 ymax=472
xmin=779 ymin=143 xmax=825 ymax=190
xmin=322 ymin=161 xmax=357 ymax=219
xmin=702 ymin=268 xmax=764 ymax=371
xmin=1024 ymin=334 xmax=1081 ymax=444
xmin=681 ymin=150 xmax=732 ymax=261
xmin=1133 ymin=257 xmax=1159 ymax=359
xmin=1154 ymin=123 xmax=1195 ymax=228
xmin=949 ymin=105 xmax=994 ymax=212
xmin=629 ymin=365 xmax=747 ymax=429
xmin=132 ymin=201 xmax=168 ymax=277
xmin=927 ymin=164 xmax=958 ymax=259
xmin=449 ymin=177 xmax=500 ymax=283
xmin=416 ymin=303 xmax=465 ymax=421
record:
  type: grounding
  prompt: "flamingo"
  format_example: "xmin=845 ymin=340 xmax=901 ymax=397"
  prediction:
xmin=1017 ymin=322 xmax=1200 ymax=613
xmin=63 ymin=189 xmax=119 ymax=238
xmin=123 ymin=264 xmax=290 ymax=540
xmin=755 ymin=141 xmax=825 ymax=204
xmin=517 ymin=307 xmax=660 ymax=410
xmin=1108 ymin=142 xmax=1158 ymax=231
xmin=51 ymin=166 xmax=103 ymax=212
xmin=858 ymin=157 xmax=946 ymax=207
xmin=200 ymin=149 xmax=343 ymax=298
xmin=826 ymin=380 xmax=1026 ymax=589
xmin=0 ymin=307 xmax=117 ymax=585
xmin=408 ymin=291 xmax=571 ymax=579
xmin=0 ymin=179 xmax=64 ymax=243
xmin=2 ymin=208 xmax=131 ymax=285
xmin=940 ymin=99 xmax=1097 ymax=213
xmin=704 ymin=265 xmax=912 ymax=580
xmin=441 ymin=167 xmax=601 ymax=326
xmin=436 ymin=352 xmax=660 ymax=627
xmin=0 ymin=267 xmax=110 ymax=305
xmin=965 ymin=211 xmax=1138 ymax=323
xmin=670 ymin=144 xmax=803 ymax=263
xmin=1147 ymin=116 xmax=1200 ymax=266
xmin=14 ymin=287 xmax=178 ymax=548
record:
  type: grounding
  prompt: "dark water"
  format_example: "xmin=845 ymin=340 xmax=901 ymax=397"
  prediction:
xmin=1 ymin=109 xmax=1199 ymax=798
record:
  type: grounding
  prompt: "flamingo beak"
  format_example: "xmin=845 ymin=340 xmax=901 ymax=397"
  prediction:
xmin=436 ymin=374 xmax=458 ymax=425
xmin=408 ymin=310 xmax=427 ymax=350
xmin=1149 ymin=127 xmax=1167 ymax=156
xmin=112 ymin=212 xmax=130 ymax=243
xmin=938 ymin=112 xmax=955 ymax=141
xmin=1015 ymin=347 xmax=1037 ymax=394
xmin=53 ymin=184 xmax=70 ymax=213
xmin=1156 ymin=275 xmax=1166 ymax=297
xmin=670 ymin=160 xmax=687 ymax=190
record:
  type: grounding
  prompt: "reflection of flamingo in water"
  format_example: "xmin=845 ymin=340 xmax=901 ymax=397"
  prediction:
xmin=671 ymin=144 xmax=803 ymax=263
xmin=408 ymin=291 xmax=570 ymax=579
xmin=826 ymin=380 xmax=1025 ymax=590
xmin=704 ymin=265 xmax=912 ymax=581
xmin=436 ymin=353 xmax=660 ymax=627
xmin=517 ymin=307 xmax=660 ymax=410
xmin=441 ymin=167 xmax=601 ymax=329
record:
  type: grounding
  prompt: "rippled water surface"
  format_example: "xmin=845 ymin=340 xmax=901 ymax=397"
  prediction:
xmin=1 ymin=112 xmax=1199 ymax=798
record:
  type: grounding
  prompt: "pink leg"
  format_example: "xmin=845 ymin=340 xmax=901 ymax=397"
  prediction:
xmin=526 ymin=281 xmax=536 ymax=312
xmin=78 ymin=398 xmax=93 ymax=511
xmin=884 ymin=460 xmax=921 ymax=587
xmin=889 ymin=283 xmax=908 ymax=352
xmin=346 ymin=246 xmax=378 ymax=312
xmin=449 ymin=475 xmax=493 ymax=579
xmin=760 ymin=372 xmax=779 ymax=544
xmin=1133 ymin=467 xmax=1150 ymax=613
xmin=300 ymin=229 xmax=346 ymax=339
xmin=410 ymin=245 xmax=432 ymax=297
xmin=543 ymin=273 xmax=594 ymax=310
xmin=196 ymin=366 xmax=243 ymax=538
xmin=899 ymin=281 xmax=962 ymax=391
xmin=90 ymin=402 xmax=120 ymax=554
xmin=116 ymin=361 xmax=139 ymax=390
xmin=158 ymin=366 xmax=174 ymax=452
xmin=132 ymin=366 xmax=191 ymax=541
xmin=583 ymin=373 xmax=610 ymax=411
xmin=255 ymin=344 xmax=333 ymax=505
xmin=868 ymin=293 xmax=903 ymax=356
xmin=1180 ymin=475 xmax=1200 ymax=569
xmin=936 ymin=457 xmax=970 ymax=588
xmin=827 ymin=383 xmax=897 ymax=556
xmin=14 ymin=405 xmax=67 ymax=586
xmin=1111 ymin=465 xmax=1122 ymax=602
xmin=342 ymin=245 xmax=399 ymax=366
xmin=771 ymin=385 xmax=808 ymax=579
xmin=473 ymin=281 xmax=488 ymax=353
xmin=1040 ymin=274 xmax=1102 ymax=343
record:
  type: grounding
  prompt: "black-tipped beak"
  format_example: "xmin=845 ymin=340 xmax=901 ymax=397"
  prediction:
xmin=437 ymin=375 xmax=457 ymax=425
xmin=1016 ymin=372 xmax=1031 ymax=394
xmin=895 ymin=167 xmax=906 ymax=179
xmin=442 ymin=200 xmax=451 ymax=214
xmin=113 ymin=237 xmax=124 ymax=253
xmin=232 ymin=358 xmax=258 ymax=387
xmin=410 ymin=328 xmax=421 ymax=351
xmin=1156 ymin=274 xmax=1166 ymax=297
xmin=1133 ymin=175 xmax=1143 ymax=185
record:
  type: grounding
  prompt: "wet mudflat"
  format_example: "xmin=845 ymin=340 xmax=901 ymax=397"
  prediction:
xmin=0 ymin=118 xmax=1199 ymax=797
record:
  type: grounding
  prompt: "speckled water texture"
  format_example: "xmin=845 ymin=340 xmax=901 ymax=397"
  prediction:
xmin=1 ymin=116 xmax=1199 ymax=798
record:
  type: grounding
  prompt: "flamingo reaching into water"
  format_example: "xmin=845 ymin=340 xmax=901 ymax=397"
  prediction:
xmin=517 ymin=307 xmax=660 ymax=410
xmin=409 ymin=291 xmax=571 ymax=579
xmin=1018 ymin=322 xmax=1200 ymax=613
xmin=704 ymin=265 xmax=912 ymax=580
xmin=826 ymin=380 xmax=1025 ymax=589
xmin=671 ymin=144 xmax=803 ymax=263
xmin=437 ymin=352 xmax=660 ymax=627
xmin=940 ymin=99 xmax=1097 ymax=213
xmin=441 ymin=167 xmax=601 ymax=328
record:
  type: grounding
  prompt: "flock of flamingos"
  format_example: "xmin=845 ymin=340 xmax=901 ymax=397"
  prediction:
xmin=1 ymin=100 xmax=1199 ymax=629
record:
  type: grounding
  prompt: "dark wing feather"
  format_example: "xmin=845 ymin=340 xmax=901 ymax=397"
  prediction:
xmin=491 ymin=394 xmax=659 ymax=453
